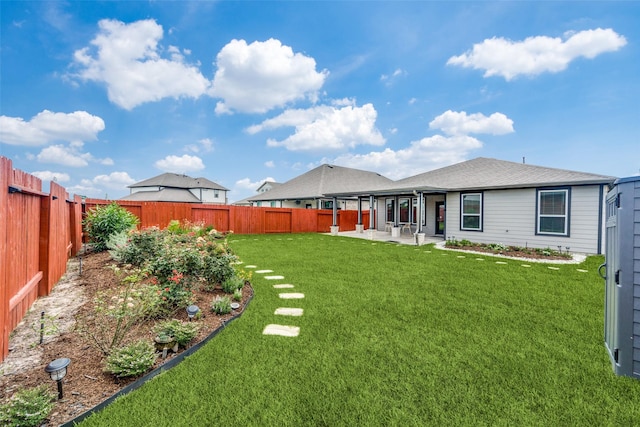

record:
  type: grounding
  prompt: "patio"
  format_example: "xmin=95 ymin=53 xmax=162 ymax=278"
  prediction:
xmin=329 ymin=229 xmax=444 ymax=246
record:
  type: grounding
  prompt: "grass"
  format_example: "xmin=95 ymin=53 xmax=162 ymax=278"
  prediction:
xmin=78 ymin=233 xmax=640 ymax=426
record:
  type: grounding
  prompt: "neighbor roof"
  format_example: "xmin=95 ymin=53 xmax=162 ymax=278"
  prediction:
xmin=247 ymin=164 xmax=393 ymax=202
xmin=128 ymin=173 xmax=229 ymax=191
xmin=326 ymin=157 xmax=616 ymax=197
xmin=119 ymin=188 xmax=202 ymax=203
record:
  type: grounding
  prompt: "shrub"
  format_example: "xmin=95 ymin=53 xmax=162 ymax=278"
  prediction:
xmin=84 ymin=202 xmax=139 ymax=252
xmin=0 ymin=385 xmax=55 ymax=427
xmin=221 ymin=275 xmax=244 ymax=294
xmin=211 ymin=295 xmax=232 ymax=315
xmin=105 ymin=340 xmax=156 ymax=378
xmin=233 ymin=288 xmax=243 ymax=302
xmin=153 ymin=319 xmax=199 ymax=347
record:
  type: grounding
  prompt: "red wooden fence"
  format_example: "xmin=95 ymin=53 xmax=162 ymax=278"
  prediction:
xmin=1 ymin=157 xmax=83 ymax=362
xmin=83 ymin=199 xmax=370 ymax=234
xmin=1 ymin=155 xmax=370 ymax=362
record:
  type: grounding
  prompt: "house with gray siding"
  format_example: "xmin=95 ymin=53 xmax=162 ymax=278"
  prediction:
xmin=326 ymin=157 xmax=616 ymax=254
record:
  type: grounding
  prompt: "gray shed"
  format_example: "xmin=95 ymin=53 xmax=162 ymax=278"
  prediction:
xmin=601 ymin=175 xmax=640 ymax=379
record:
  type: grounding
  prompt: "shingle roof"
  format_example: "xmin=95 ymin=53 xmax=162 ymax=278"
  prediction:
xmin=128 ymin=173 xmax=229 ymax=191
xmin=327 ymin=157 xmax=616 ymax=196
xmin=119 ymin=188 xmax=202 ymax=203
xmin=247 ymin=164 xmax=393 ymax=202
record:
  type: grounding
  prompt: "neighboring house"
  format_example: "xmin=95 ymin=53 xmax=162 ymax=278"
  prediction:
xmin=245 ymin=164 xmax=393 ymax=210
xmin=232 ymin=180 xmax=282 ymax=206
xmin=326 ymin=157 xmax=616 ymax=254
xmin=121 ymin=173 xmax=229 ymax=204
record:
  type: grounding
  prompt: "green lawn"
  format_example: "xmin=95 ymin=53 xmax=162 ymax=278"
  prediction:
xmin=79 ymin=234 xmax=640 ymax=426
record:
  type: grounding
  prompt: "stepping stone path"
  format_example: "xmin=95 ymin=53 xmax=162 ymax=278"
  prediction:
xmin=275 ymin=308 xmax=304 ymax=316
xmin=251 ymin=267 xmax=306 ymax=337
xmin=263 ymin=325 xmax=300 ymax=337
xmin=279 ymin=293 xmax=305 ymax=299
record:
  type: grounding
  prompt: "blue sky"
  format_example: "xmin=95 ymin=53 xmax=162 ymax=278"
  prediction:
xmin=1 ymin=1 xmax=638 ymax=202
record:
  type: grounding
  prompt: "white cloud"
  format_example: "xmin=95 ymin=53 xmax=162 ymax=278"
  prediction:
xmin=329 ymin=134 xmax=483 ymax=180
xmin=30 ymin=171 xmax=71 ymax=183
xmin=234 ymin=176 xmax=276 ymax=191
xmin=185 ymin=138 xmax=214 ymax=153
xmin=248 ymin=102 xmax=385 ymax=152
xmin=447 ymin=28 xmax=627 ymax=80
xmin=210 ymin=38 xmax=328 ymax=114
xmin=265 ymin=160 xmax=275 ymax=168
xmin=92 ymin=171 xmax=136 ymax=189
xmin=35 ymin=143 xmax=111 ymax=167
xmin=71 ymin=19 xmax=211 ymax=110
xmin=380 ymin=68 xmax=406 ymax=85
xmin=154 ymin=154 xmax=205 ymax=173
xmin=37 ymin=145 xmax=89 ymax=167
xmin=0 ymin=110 xmax=105 ymax=146
xmin=429 ymin=110 xmax=514 ymax=136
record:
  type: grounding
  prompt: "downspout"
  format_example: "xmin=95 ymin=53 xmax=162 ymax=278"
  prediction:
xmin=597 ymin=184 xmax=604 ymax=254
xmin=332 ymin=197 xmax=338 ymax=227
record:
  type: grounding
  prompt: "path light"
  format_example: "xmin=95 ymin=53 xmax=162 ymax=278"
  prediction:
xmin=45 ymin=358 xmax=70 ymax=399
xmin=186 ymin=305 xmax=200 ymax=321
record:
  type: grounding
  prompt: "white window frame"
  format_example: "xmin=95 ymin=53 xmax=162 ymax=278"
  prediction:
xmin=536 ymin=188 xmax=569 ymax=236
xmin=460 ymin=192 xmax=483 ymax=231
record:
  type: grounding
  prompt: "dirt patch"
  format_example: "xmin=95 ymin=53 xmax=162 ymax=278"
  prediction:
xmin=0 ymin=250 xmax=252 ymax=426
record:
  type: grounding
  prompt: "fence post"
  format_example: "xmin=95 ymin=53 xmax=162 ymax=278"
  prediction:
xmin=0 ymin=157 xmax=10 ymax=360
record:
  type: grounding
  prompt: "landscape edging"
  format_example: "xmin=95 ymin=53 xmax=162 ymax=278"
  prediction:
xmin=62 ymin=289 xmax=254 ymax=427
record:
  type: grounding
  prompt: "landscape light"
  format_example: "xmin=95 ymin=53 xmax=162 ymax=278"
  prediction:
xmin=186 ymin=305 xmax=200 ymax=321
xmin=45 ymin=358 xmax=70 ymax=399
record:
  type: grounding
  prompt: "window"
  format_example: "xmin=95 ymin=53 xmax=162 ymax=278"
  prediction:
xmin=270 ymin=201 xmax=276 ymax=207
xmin=399 ymin=198 xmax=410 ymax=223
xmin=386 ymin=199 xmax=394 ymax=222
xmin=461 ymin=193 xmax=482 ymax=231
xmin=214 ymin=189 xmax=219 ymax=198
xmin=537 ymin=188 xmax=569 ymax=235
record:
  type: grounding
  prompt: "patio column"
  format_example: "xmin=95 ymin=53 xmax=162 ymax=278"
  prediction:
xmin=368 ymin=195 xmax=376 ymax=240
xmin=356 ymin=197 xmax=364 ymax=233
xmin=416 ymin=191 xmax=426 ymax=246
xmin=391 ymin=195 xmax=401 ymax=238
xmin=330 ymin=197 xmax=339 ymax=235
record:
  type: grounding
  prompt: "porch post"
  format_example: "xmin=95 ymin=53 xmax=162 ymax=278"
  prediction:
xmin=391 ymin=195 xmax=401 ymax=238
xmin=330 ymin=197 xmax=339 ymax=235
xmin=369 ymin=195 xmax=375 ymax=229
xmin=355 ymin=197 xmax=364 ymax=233
xmin=416 ymin=192 xmax=426 ymax=245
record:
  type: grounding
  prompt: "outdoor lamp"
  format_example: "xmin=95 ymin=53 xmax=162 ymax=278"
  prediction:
xmin=45 ymin=358 xmax=70 ymax=399
xmin=186 ymin=305 xmax=200 ymax=321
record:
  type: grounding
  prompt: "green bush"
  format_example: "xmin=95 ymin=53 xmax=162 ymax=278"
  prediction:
xmin=211 ymin=295 xmax=232 ymax=315
xmin=153 ymin=319 xmax=199 ymax=347
xmin=221 ymin=275 xmax=244 ymax=294
xmin=0 ymin=385 xmax=55 ymax=427
xmin=105 ymin=340 xmax=156 ymax=378
xmin=84 ymin=202 xmax=139 ymax=252
xmin=233 ymin=288 xmax=243 ymax=302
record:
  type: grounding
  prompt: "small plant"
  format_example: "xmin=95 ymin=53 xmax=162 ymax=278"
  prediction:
xmin=211 ymin=295 xmax=232 ymax=315
xmin=0 ymin=385 xmax=55 ymax=427
xmin=233 ymin=288 xmax=243 ymax=302
xmin=153 ymin=319 xmax=199 ymax=347
xmin=105 ymin=340 xmax=156 ymax=378
xmin=83 ymin=202 xmax=139 ymax=252
xmin=221 ymin=275 xmax=244 ymax=293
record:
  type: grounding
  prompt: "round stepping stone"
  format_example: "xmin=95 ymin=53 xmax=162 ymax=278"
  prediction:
xmin=548 ymin=267 xmax=560 ymax=270
xmin=475 ymin=258 xmax=484 ymax=261
xmin=263 ymin=324 xmax=300 ymax=337
xmin=279 ymin=293 xmax=305 ymax=299
xmin=457 ymin=255 xmax=466 ymax=258
xmin=245 ymin=265 xmax=257 ymax=269
xmin=521 ymin=265 xmax=531 ymax=268
xmin=255 ymin=269 xmax=273 ymax=274
xmin=576 ymin=269 xmax=588 ymax=273
xmin=496 ymin=261 xmax=507 ymax=265
xmin=275 ymin=308 xmax=304 ymax=316
xmin=265 ymin=275 xmax=285 ymax=280
xmin=273 ymin=284 xmax=294 ymax=289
